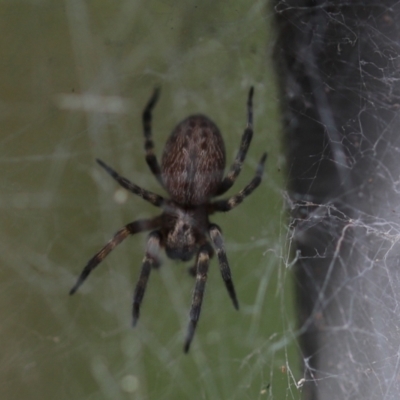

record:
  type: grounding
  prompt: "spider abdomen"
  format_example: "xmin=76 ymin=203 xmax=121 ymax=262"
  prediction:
xmin=161 ymin=115 xmax=226 ymax=205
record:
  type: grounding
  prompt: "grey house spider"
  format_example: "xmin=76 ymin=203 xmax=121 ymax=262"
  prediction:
xmin=70 ymin=87 xmax=267 ymax=352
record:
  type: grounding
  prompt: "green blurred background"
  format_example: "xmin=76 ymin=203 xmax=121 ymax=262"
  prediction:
xmin=0 ymin=1 xmax=300 ymax=399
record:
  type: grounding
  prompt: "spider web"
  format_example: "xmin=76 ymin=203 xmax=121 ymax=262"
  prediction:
xmin=1 ymin=1 xmax=299 ymax=400
xmin=275 ymin=1 xmax=400 ymax=399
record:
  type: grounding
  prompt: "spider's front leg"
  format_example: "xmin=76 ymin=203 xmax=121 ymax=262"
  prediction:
xmin=184 ymin=244 xmax=211 ymax=353
xmin=209 ymin=224 xmax=239 ymax=310
xmin=132 ymin=230 xmax=162 ymax=326
xmin=70 ymin=218 xmax=161 ymax=295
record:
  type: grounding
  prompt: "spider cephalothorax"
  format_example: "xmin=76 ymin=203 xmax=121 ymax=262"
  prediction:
xmin=162 ymin=206 xmax=202 ymax=261
xmin=70 ymin=87 xmax=267 ymax=352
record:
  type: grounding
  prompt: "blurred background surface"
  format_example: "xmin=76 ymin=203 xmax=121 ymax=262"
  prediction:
xmin=0 ymin=1 xmax=299 ymax=399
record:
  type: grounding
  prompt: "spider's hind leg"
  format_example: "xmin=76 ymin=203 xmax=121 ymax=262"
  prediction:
xmin=216 ymin=86 xmax=254 ymax=196
xmin=211 ymin=152 xmax=267 ymax=212
xmin=143 ymin=88 xmax=164 ymax=187
xmin=96 ymin=159 xmax=164 ymax=207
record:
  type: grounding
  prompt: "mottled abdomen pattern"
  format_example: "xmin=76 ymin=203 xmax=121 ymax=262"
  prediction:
xmin=161 ymin=115 xmax=226 ymax=205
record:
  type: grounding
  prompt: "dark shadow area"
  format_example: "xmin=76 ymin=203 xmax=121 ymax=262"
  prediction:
xmin=273 ymin=1 xmax=400 ymax=399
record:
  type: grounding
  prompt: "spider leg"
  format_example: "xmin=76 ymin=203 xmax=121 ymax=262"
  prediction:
xmin=96 ymin=159 xmax=164 ymax=207
xmin=132 ymin=230 xmax=162 ymax=326
xmin=216 ymin=86 xmax=254 ymax=196
xmin=70 ymin=217 xmax=161 ymax=295
xmin=209 ymin=224 xmax=239 ymax=310
xmin=143 ymin=88 xmax=164 ymax=186
xmin=187 ymin=243 xmax=214 ymax=277
xmin=184 ymin=244 xmax=211 ymax=353
xmin=211 ymin=152 xmax=267 ymax=212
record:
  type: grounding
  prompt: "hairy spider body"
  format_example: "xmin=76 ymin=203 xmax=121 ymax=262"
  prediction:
xmin=162 ymin=115 xmax=225 ymax=205
xmin=161 ymin=205 xmax=208 ymax=262
xmin=70 ymin=87 xmax=267 ymax=353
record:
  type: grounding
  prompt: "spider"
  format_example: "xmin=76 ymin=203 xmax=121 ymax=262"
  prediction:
xmin=70 ymin=87 xmax=267 ymax=352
